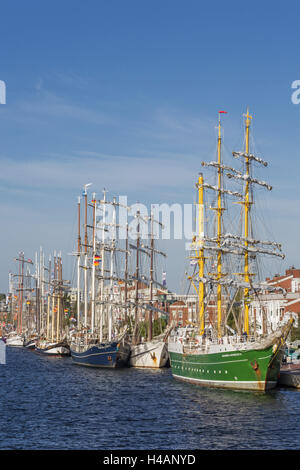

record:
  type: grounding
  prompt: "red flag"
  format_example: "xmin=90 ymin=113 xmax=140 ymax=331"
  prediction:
xmin=218 ymin=110 xmax=228 ymax=114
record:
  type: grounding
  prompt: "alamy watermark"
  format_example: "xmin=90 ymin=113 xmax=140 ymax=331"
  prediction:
xmin=96 ymin=195 xmax=198 ymax=250
xmin=291 ymin=80 xmax=300 ymax=104
xmin=0 ymin=80 xmax=6 ymax=104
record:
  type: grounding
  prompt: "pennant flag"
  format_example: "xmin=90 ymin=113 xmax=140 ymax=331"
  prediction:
xmin=218 ymin=110 xmax=228 ymax=114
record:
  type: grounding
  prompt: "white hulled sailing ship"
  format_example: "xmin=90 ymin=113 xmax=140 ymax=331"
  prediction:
xmin=129 ymin=211 xmax=171 ymax=368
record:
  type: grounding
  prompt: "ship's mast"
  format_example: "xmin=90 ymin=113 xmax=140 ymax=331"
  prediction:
xmin=84 ymin=187 xmax=88 ymax=327
xmin=77 ymin=196 xmax=81 ymax=328
xmin=91 ymin=193 xmax=97 ymax=334
xmin=216 ymin=113 xmax=223 ymax=338
xmin=197 ymin=173 xmax=205 ymax=336
xmin=124 ymin=223 xmax=129 ymax=324
xmin=149 ymin=214 xmax=154 ymax=341
xmin=133 ymin=210 xmax=140 ymax=345
xmin=243 ymin=109 xmax=252 ymax=335
xmin=99 ymin=189 xmax=107 ymax=342
xmin=108 ymin=197 xmax=117 ymax=342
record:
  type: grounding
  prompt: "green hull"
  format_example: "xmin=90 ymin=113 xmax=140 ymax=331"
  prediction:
xmin=169 ymin=345 xmax=282 ymax=391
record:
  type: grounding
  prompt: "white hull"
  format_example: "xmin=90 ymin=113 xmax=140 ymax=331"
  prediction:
xmin=36 ymin=341 xmax=70 ymax=356
xmin=41 ymin=346 xmax=69 ymax=355
xmin=130 ymin=340 xmax=169 ymax=368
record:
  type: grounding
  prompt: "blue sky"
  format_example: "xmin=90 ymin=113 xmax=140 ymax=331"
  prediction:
xmin=1 ymin=0 xmax=300 ymax=292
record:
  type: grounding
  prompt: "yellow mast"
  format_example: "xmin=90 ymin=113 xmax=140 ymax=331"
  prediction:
xmin=217 ymin=114 xmax=223 ymax=338
xmin=198 ymin=173 xmax=205 ymax=335
xmin=243 ymin=109 xmax=252 ymax=335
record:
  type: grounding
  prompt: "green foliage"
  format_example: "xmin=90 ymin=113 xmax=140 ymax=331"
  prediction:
xmin=153 ymin=318 xmax=167 ymax=337
xmin=138 ymin=318 xmax=168 ymax=339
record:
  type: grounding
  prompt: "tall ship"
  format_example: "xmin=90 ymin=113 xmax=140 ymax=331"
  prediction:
xmin=128 ymin=210 xmax=171 ymax=368
xmin=70 ymin=187 xmax=131 ymax=367
xmin=168 ymin=110 xmax=294 ymax=391
xmin=35 ymin=251 xmax=70 ymax=356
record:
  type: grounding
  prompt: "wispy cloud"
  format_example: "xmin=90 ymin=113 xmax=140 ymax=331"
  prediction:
xmin=0 ymin=151 xmax=197 ymax=196
xmin=16 ymin=90 xmax=116 ymax=126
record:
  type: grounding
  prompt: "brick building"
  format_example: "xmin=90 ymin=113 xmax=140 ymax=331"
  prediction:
xmin=249 ymin=267 xmax=300 ymax=334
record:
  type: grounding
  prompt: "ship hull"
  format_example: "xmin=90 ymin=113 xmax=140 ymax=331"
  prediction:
xmin=168 ymin=344 xmax=282 ymax=391
xmin=70 ymin=341 xmax=131 ymax=368
xmin=129 ymin=340 xmax=169 ymax=368
xmin=35 ymin=342 xmax=70 ymax=356
xmin=24 ymin=341 xmax=36 ymax=349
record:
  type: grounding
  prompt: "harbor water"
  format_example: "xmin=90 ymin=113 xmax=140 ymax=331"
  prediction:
xmin=0 ymin=347 xmax=299 ymax=450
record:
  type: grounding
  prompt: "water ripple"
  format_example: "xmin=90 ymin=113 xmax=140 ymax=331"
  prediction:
xmin=0 ymin=347 xmax=299 ymax=449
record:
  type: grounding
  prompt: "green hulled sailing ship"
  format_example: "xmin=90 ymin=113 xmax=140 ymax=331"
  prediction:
xmin=168 ymin=110 xmax=294 ymax=391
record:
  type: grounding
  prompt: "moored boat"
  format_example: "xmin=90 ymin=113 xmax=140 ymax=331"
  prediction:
xmin=6 ymin=332 xmax=24 ymax=347
xmin=130 ymin=339 xmax=169 ymax=368
xmin=70 ymin=336 xmax=130 ymax=367
xmin=24 ymin=338 xmax=38 ymax=349
xmin=169 ymin=322 xmax=293 ymax=391
xmin=168 ymin=109 xmax=294 ymax=391
xmin=35 ymin=339 xmax=70 ymax=356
